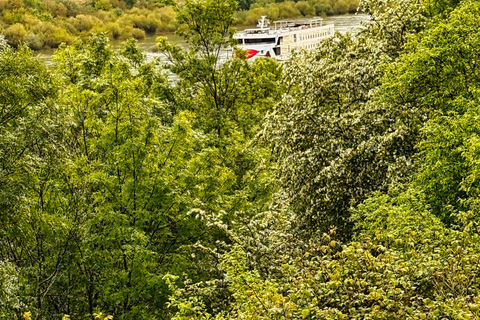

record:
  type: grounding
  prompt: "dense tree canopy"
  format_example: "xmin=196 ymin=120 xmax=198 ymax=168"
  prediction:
xmin=263 ymin=0 xmax=426 ymax=237
xmin=2 ymin=0 xmax=480 ymax=318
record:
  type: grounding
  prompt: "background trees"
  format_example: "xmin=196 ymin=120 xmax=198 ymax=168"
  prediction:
xmin=0 ymin=0 xmax=359 ymax=51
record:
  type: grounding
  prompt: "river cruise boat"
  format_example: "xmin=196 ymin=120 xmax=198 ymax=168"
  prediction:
xmin=234 ymin=16 xmax=334 ymax=59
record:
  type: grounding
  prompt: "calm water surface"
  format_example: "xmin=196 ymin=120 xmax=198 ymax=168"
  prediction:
xmin=37 ymin=13 xmax=371 ymax=65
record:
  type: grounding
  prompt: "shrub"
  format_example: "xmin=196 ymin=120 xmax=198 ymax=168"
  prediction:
xmin=3 ymin=23 xmax=27 ymax=46
xmin=24 ymin=32 xmax=43 ymax=49
xmin=23 ymin=0 xmax=47 ymax=11
xmin=295 ymin=1 xmax=315 ymax=16
xmin=58 ymin=0 xmax=80 ymax=17
xmin=22 ymin=13 xmax=42 ymax=28
xmin=46 ymin=1 xmax=68 ymax=17
xmin=239 ymin=6 xmax=272 ymax=25
xmin=332 ymin=0 xmax=349 ymax=14
xmin=94 ymin=10 xmax=115 ymax=21
xmin=130 ymin=13 xmax=158 ymax=33
xmin=2 ymin=8 xmax=26 ymax=24
xmin=59 ymin=20 xmax=77 ymax=34
xmin=312 ymin=0 xmax=333 ymax=15
xmin=1 ymin=0 xmax=23 ymax=10
xmin=106 ymin=21 xmax=121 ymax=38
xmin=118 ymin=24 xmax=146 ymax=38
xmin=94 ymin=0 xmax=112 ymax=11
xmin=43 ymin=26 xmax=74 ymax=47
xmin=112 ymin=7 xmax=123 ymax=16
xmin=69 ymin=14 xmax=102 ymax=32
xmin=130 ymin=27 xmax=145 ymax=39
xmin=277 ymin=1 xmax=302 ymax=18
xmin=31 ymin=21 xmax=74 ymax=47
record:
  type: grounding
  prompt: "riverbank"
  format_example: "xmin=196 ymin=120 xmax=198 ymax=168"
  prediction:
xmin=36 ymin=13 xmax=370 ymax=65
xmin=0 ymin=0 xmax=361 ymax=51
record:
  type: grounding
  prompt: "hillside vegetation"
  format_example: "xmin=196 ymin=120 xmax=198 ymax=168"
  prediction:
xmin=2 ymin=0 xmax=480 ymax=318
xmin=0 ymin=0 xmax=358 ymax=50
xmin=0 ymin=0 xmax=177 ymax=49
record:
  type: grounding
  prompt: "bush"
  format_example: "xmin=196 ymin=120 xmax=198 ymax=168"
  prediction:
xmin=32 ymin=21 xmax=74 ymax=47
xmin=312 ymin=0 xmax=333 ymax=16
xmin=295 ymin=1 xmax=315 ymax=16
xmin=59 ymin=20 xmax=77 ymax=34
xmin=69 ymin=14 xmax=102 ymax=32
xmin=43 ymin=29 xmax=74 ymax=47
xmin=130 ymin=27 xmax=145 ymax=39
xmin=2 ymin=8 xmax=26 ymax=24
xmin=24 ymin=32 xmax=43 ymax=49
xmin=106 ymin=21 xmax=121 ymax=38
xmin=93 ymin=10 xmax=115 ymax=22
xmin=112 ymin=7 xmax=123 ymax=16
xmin=23 ymin=0 xmax=47 ymax=11
xmin=94 ymin=0 xmax=112 ymax=11
xmin=135 ymin=14 xmax=158 ymax=33
xmin=46 ymin=1 xmax=68 ymax=17
xmin=0 ymin=0 xmax=23 ymax=10
xmin=3 ymin=23 xmax=27 ymax=46
xmin=22 ymin=13 xmax=42 ymax=28
xmin=277 ymin=2 xmax=302 ymax=19
xmin=332 ymin=0 xmax=349 ymax=14
xmin=58 ymin=0 xmax=80 ymax=17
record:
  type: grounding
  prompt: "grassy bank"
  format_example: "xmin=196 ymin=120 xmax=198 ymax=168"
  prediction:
xmin=0 ymin=0 xmax=359 ymax=50
xmin=0 ymin=0 xmax=177 ymax=49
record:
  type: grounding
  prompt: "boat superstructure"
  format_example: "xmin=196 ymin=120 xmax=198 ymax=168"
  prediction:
xmin=234 ymin=16 xmax=334 ymax=59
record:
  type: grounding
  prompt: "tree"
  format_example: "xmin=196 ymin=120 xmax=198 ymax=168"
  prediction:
xmin=381 ymin=0 xmax=480 ymax=225
xmin=264 ymin=0 xmax=426 ymax=237
xmin=157 ymin=0 xmax=250 ymax=138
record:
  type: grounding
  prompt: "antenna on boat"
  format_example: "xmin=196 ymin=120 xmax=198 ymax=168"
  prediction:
xmin=257 ymin=16 xmax=270 ymax=29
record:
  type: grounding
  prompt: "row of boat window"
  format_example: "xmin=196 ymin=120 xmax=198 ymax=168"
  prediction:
xmin=298 ymin=31 xmax=330 ymax=41
xmin=235 ymin=38 xmax=276 ymax=44
xmin=285 ymin=42 xmax=318 ymax=54
xmin=244 ymin=38 xmax=275 ymax=44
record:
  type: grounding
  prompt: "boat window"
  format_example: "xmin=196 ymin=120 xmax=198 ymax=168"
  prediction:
xmin=244 ymin=38 xmax=275 ymax=44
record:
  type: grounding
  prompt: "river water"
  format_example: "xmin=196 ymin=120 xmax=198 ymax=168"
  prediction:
xmin=37 ymin=13 xmax=370 ymax=65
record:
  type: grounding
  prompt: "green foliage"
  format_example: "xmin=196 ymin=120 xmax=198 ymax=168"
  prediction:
xmin=0 ymin=0 xmax=178 ymax=50
xmin=210 ymin=188 xmax=480 ymax=319
xmin=415 ymin=98 xmax=480 ymax=225
xmin=179 ymin=2 xmax=480 ymax=320
xmin=0 ymin=261 xmax=22 ymax=319
xmin=234 ymin=0 xmax=359 ymax=20
xmin=0 ymin=40 xmax=60 ymax=319
xmin=158 ymin=0 xmax=283 ymax=140
xmin=1 ymin=0 xmax=279 ymax=312
xmin=2 ymin=23 xmax=27 ymax=46
xmin=4 ymin=0 xmax=480 ymax=319
xmin=0 ymin=0 xmax=363 ymax=51
xmin=264 ymin=0 xmax=426 ymax=237
xmin=377 ymin=0 xmax=480 ymax=225
xmin=174 ymin=0 xmax=237 ymax=53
